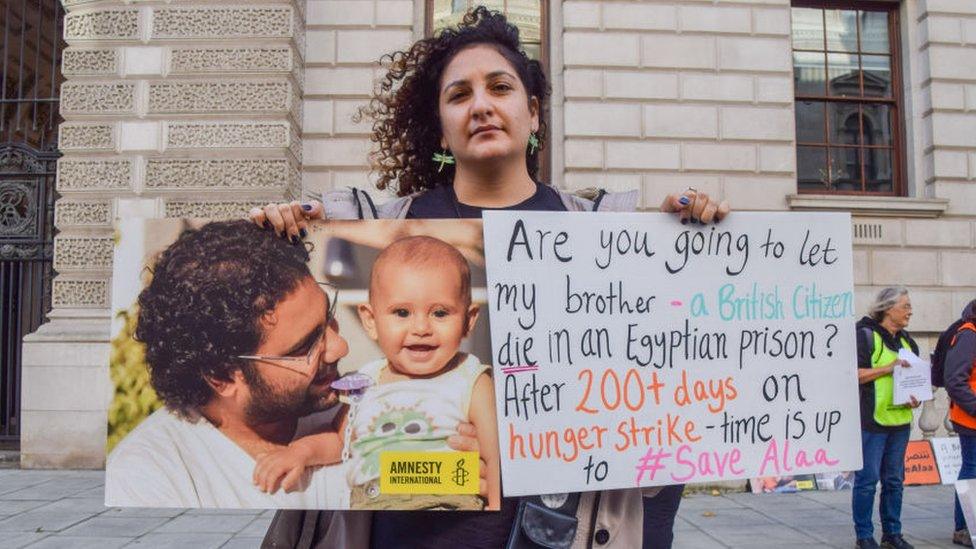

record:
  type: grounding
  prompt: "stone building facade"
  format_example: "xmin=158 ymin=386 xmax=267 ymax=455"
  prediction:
xmin=20 ymin=0 xmax=976 ymax=467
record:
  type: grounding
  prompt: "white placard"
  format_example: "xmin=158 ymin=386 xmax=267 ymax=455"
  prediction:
xmin=483 ymin=212 xmax=862 ymax=496
xmin=934 ymin=436 xmax=963 ymax=485
xmin=893 ymin=349 xmax=934 ymax=405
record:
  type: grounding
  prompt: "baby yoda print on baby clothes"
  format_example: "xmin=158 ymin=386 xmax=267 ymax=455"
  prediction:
xmin=346 ymin=353 xmax=489 ymax=509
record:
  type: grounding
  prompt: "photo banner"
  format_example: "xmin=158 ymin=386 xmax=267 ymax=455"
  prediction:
xmin=483 ymin=211 xmax=862 ymax=496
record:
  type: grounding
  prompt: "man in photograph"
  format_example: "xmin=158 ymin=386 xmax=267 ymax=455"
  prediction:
xmin=105 ymin=220 xmax=351 ymax=509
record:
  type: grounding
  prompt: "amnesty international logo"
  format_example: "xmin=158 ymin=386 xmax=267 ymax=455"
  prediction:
xmin=380 ymin=451 xmax=479 ymax=495
xmin=451 ymin=458 xmax=470 ymax=487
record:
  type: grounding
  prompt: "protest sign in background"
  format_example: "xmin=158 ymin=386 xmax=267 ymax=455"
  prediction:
xmin=483 ymin=212 xmax=862 ymax=496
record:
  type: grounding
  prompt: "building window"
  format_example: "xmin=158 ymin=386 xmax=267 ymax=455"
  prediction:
xmin=427 ymin=1 xmax=545 ymax=62
xmin=791 ymin=2 xmax=903 ymax=195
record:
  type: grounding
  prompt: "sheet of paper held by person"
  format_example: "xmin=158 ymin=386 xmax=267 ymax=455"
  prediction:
xmin=105 ymin=218 xmax=494 ymax=511
xmin=894 ymin=349 xmax=934 ymax=405
xmin=482 ymin=211 xmax=863 ymax=496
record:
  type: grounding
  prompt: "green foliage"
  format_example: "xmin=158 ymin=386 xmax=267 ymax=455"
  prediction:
xmin=107 ymin=307 xmax=161 ymax=453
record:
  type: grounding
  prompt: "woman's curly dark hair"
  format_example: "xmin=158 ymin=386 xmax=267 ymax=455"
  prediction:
xmin=359 ymin=6 xmax=550 ymax=196
xmin=135 ymin=220 xmax=311 ymax=418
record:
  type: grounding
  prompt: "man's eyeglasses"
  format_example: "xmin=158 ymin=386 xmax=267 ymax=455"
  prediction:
xmin=236 ymin=281 xmax=339 ymax=377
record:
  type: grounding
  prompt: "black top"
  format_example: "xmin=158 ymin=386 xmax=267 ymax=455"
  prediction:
xmin=406 ymin=181 xmax=568 ymax=219
xmin=373 ymin=181 xmax=564 ymax=549
xmin=855 ymin=316 xmax=918 ymax=433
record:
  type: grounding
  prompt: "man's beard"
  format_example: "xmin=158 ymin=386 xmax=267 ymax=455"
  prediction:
xmin=241 ymin=364 xmax=339 ymax=425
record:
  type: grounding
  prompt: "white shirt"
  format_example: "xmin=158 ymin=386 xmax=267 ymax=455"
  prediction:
xmin=105 ymin=408 xmax=348 ymax=509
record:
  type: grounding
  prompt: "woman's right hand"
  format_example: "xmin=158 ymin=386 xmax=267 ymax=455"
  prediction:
xmin=249 ymin=200 xmax=324 ymax=241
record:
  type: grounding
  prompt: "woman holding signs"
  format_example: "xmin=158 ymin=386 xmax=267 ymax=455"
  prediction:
xmin=252 ymin=8 xmax=728 ymax=548
xmin=853 ymin=286 xmax=922 ymax=549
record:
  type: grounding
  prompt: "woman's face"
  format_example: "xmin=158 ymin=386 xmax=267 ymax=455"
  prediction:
xmin=884 ymin=294 xmax=912 ymax=330
xmin=438 ymin=44 xmax=539 ymax=168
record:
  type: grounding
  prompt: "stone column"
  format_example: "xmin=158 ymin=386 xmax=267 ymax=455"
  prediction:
xmin=20 ymin=0 xmax=304 ymax=468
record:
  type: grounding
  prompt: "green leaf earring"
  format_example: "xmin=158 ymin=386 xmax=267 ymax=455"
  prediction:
xmin=528 ymin=133 xmax=539 ymax=155
xmin=432 ymin=149 xmax=455 ymax=172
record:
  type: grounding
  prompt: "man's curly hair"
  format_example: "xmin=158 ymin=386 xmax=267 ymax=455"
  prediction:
xmin=135 ymin=220 xmax=311 ymax=418
xmin=359 ymin=6 xmax=550 ymax=196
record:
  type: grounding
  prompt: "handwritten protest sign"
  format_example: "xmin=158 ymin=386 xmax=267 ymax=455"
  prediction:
xmin=933 ymin=437 xmax=962 ymax=485
xmin=483 ymin=212 xmax=862 ymax=496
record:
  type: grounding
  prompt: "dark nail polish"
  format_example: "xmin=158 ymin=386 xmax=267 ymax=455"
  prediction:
xmin=299 ymin=228 xmax=307 ymax=238
xmin=681 ymin=218 xmax=688 ymax=225
xmin=301 ymin=203 xmax=313 ymax=212
xmin=692 ymin=217 xmax=700 ymax=225
xmin=290 ymin=235 xmax=299 ymax=245
xmin=262 ymin=220 xmax=271 ymax=230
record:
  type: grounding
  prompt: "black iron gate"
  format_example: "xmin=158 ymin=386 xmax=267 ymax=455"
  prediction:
xmin=0 ymin=1 xmax=64 ymax=446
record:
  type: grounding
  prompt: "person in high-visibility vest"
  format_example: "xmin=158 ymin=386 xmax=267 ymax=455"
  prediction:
xmin=944 ymin=299 xmax=976 ymax=547
xmin=853 ymin=286 xmax=922 ymax=549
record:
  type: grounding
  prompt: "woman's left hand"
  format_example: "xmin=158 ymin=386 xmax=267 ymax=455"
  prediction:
xmin=908 ymin=396 xmax=921 ymax=409
xmin=660 ymin=189 xmax=730 ymax=224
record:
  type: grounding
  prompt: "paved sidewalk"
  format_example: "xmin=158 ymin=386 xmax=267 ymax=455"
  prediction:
xmin=0 ymin=469 xmax=962 ymax=548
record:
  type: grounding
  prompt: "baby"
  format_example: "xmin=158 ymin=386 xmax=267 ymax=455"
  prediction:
xmin=253 ymin=235 xmax=500 ymax=511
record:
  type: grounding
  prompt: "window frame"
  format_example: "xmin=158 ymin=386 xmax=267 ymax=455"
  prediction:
xmin=424 ymin=0 xmax=551 ymax=185
xmin=791 ymin=0 xmax=907 ymax=197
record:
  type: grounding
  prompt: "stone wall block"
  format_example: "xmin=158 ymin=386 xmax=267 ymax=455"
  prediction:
xmin=605 ymin=141 xmax=681 ymax=170
xmin=20 ymin=411 xmax=106 ymax=469
xmin=147 ymin=81 xmax=293 ymax=114
xmin=642 ymin=35 xmax=716 ymax=69
xmin=52 ymin=279 xmax=110 ymax=309
xmin=643 ymin=105 xmax=718 ymax=139
xmin=942 ymin=252 xmax=976 ymax=285
xmin=871 ymin=251 xmax=940 ymax=285
xmin=55 ymin=200 xmax=113 ymax=228
xmin=169 ymin=47 xmax=294 ymax=75
xmin=64 ymin=9 xmax=139 ymax=41
xmin=305 ymin=67 xmax=374 ymax=96
xmin=307 ymin=0 xmax=375 ymax=26
xmin=563 ymin=1 xmax=601 ymax=29
xmin=931 ymin=112 xmax=976 ymax=147
xmin=564 ymin=69 xmax=603 ymax=98
xmin=164 ymin=200 xmax=269 ymax=220
xmin=303 ymin=138 xmax=372 ymax=167
xmin=62 ymin=48 xmax=119 ymax=76
xmin=564 ymin=102 xmax=641 ymax=137
xmin=718 ymin=37 xmax=791 ymax=72
xmin=60 ymin=82 xmax=135 ymax=115
xmin=756 ymin=76 xmax=794 ymax=104
xmin=151 ymin=6 xmax=294 ymax=40
xmin=564 ymin=139 xmax=603 ymax=169
xmin=603 ymin=3 xmax=677 ymax=31
xmin=683 ymin=143 xmax=757 ymax=171
xmin=929 ymin=46 xmax=976 ymax=80
xmin=565 ymin=32 xmax=640 ymax=67
xmin=53 ymin=236 xmax=114 ymax=272
xmin=851 ymin=218 xmax=904 ymax=246
xmin=144 ymin=158 xmax=293 ymax=190
xmin=720 ymin=107 xmax=794 ymax=141
xmin=56 ymin=158 xmax=132 ymax=192
xmin=719 ymin=177 xmax=792 ymax=210
xmin=679 ymin=5 xmax=751 ymax=34
xmin=335 ymin=30 xmax=413 ymax=64
xmin=605 ymin=72 xmax=679 ymax=100
xmin=905 ymin=219 xmax=973 ymax=247
xmin=165 ymin=121 xmax=292 ymax=150
xmin=681 ymin=74 xmax=753 ymax=102
xmin=58 ymin=123 xmax=116 ymax=151
xmin=375 ymin=1 xmax=413 ymax=26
